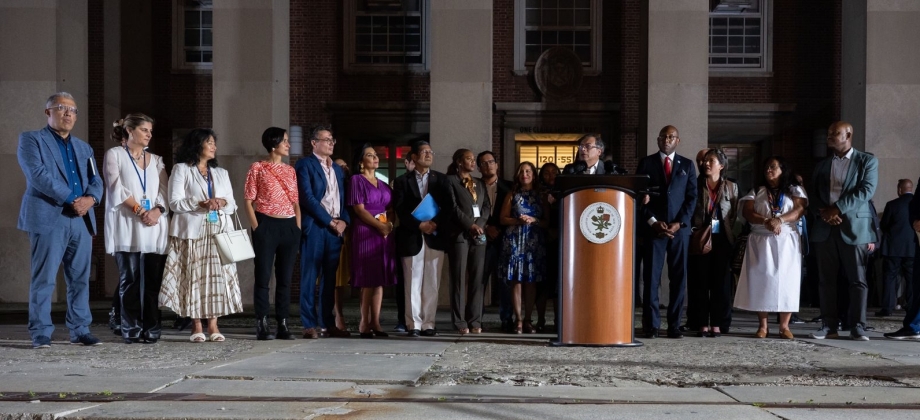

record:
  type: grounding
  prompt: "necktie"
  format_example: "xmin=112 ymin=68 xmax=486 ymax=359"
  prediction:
xmin=462 ymin=177 xmax=477 ymax=202
xmin=664 ymin=157 xmax=672 ymax=184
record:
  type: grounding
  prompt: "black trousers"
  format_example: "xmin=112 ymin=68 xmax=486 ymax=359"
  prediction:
xmin=448 ymin=237 xmax=487 ymax=330
xmin=252 ymin=213 xmax=300 ymax=319
xmin=816 ymin=228 xmax=869 ymax=329
xmin=642 ymin=233 xmax=689 ymax=332
xmin=882 ymin=256 xmax=915 ymax=312
xmin=686 ymin=233 xmax=733 ymax=330
xmin=114 ymin=252 xmax=166 ymax=340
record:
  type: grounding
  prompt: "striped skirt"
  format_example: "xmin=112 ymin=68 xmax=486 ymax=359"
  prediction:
xmin=159 ymin=221 xmax=243 ymax=319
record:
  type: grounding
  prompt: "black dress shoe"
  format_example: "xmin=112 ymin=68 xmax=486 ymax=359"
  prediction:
xmin=360 ymin=332 xmax=374 ymax=339
xmin=372 ymin=330 xmax=389 ymax=337
xmin=174 ymin=316 xmax=193 ymax=332
xmin=421 ymin=329 xmax=439 ymax=337
xmin=874 ymin=310 xmax=893 ymax=317
xmin=123 ymin=337 xmax=140 ymax=344
xmin=407 ymin=329 xmax=421 ymax=337
xmin=256 ymin=316 xmax=275 ymax=341
xmin=666 ymin=330 xmax=684 ymax=339
xmin=276 ymin=319 xmax=294 ymax=340
xmin=643 ymin=330 xmax=658 ymax=339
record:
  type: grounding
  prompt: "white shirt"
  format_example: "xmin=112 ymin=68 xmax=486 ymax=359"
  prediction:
xmin=584 ymin=160 xmax=600 ymax=174
xmin=415 ymin=169 xmax=430 ymax=196
xmin=829 ymin=147 xmax=854 ymax=204
xmin=314 ymin=152 xmax=341 ymax=218
xmin=647 ymin=151 xmax=678 ymax=225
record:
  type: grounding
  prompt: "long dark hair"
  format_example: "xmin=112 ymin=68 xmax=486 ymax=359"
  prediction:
xmin=538 ymin=162 xmax=560 ymax=186
xmin=351 ymin=142 xmax=374 ymax=176
xmin=759 ymin=155 xmax=797 ymax=192
xmin=512 ymin=161 xmax=540 ymax=193
xmin=176 ymin=128 xmax=219 ymax=168
xmin=446 ymin=148 xmax=472 ymax=176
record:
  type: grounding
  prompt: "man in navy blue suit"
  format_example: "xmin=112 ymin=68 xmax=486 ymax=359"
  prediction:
xmin=636 ymin=125 xmax=698 ymax=339
xmin=877 ymin=179 xmax=915 ymax=316
xmin=17 ymin=92 xmax=103 ymax=349
xmin=885 ymin=176 xmax=920 ymax=340
xmin=295 ymin=125 xmax=351 ymax=339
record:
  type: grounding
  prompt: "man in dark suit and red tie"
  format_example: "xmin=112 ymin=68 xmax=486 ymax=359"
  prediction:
xmin=636 ymin=125 xmax=698 ymax=339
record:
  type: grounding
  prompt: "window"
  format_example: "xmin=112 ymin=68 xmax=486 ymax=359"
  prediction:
xmin=709 ymin=0 xmax=771 ymax=72
xmin=719 ymin=144 xmax=759 ymax=197
xmin=514 ymin=0 xmax=603 ymax=76
xmin=344 ymin=0 xmax=430 ymax=73
xmin=173 ymin=0 xmax=213 ymax=72
xmin=369 ymin=144 xmax=412 ymax=184
xmin=518 ymin=143 xmax=578 ymax=169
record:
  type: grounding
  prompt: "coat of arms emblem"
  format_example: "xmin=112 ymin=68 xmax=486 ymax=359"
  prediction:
xmin=579 ymin=202 xmax=621 ymax=244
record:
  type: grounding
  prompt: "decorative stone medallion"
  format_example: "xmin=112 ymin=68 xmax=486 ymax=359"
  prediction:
xmin=534 ymin=47 xmax=584 ymax=101
xmin=579 ymin=202 xmax=621 ymax=244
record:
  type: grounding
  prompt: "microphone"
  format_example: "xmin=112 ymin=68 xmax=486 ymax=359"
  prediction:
xmin=563 ymin=161 xmax=587 ymax=175
xmin=604 ymin=161 xmax=628 ymax=175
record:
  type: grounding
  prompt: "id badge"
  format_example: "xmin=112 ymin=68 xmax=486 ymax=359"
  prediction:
xmin=711 ymin=219 xmax=721 ymax=234
xmin=472 ymin=204 xmax=481 ymax=218
xmin=207 ymin=211 xmax=219 ymax=224
xmin=140 ymin=198 xmax=152 ymax=211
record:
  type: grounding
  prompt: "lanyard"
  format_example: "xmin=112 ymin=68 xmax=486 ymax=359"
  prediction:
xmin=707 ymin=180 xmax=721 ymax=217
xmin=767 ymin=188 xmax=785 ymax=217
xmin=206 ymin=166 xmax=213 ymax=199
xmin=124 ymin=146 xmax=147 ymax=199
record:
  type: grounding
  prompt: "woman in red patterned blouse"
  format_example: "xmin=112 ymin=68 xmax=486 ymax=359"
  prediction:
xmin=243 ymin=127 xmax=301 ymax=340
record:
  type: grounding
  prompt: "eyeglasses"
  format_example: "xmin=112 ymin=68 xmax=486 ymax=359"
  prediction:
xmin=479 ymin=160 xmax=497 ymax=166
xmin=419 ymin=150 xmax=435 ymax=156
xmin=47 ymin=104 xmax=78 ymax=115
xmin=658 ymin=135 xmax=678 ymax=141
xmin=579 ymin=144 xmax=600 ymax=151
xmin=314 ymin=137 xmax=336 ymax=145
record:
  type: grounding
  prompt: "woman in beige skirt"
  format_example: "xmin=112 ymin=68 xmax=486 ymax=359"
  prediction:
xmin=159 ymin=128 xmax=243 ymax=343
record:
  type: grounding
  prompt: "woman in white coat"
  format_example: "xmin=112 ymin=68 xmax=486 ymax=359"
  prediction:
xmin=103 ymin=113 xmax=169 ymax=344
xmin=159 ymin=128 xmax=243 ymax=343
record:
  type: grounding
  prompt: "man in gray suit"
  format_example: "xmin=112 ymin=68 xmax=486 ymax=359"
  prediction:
xmin=809 ymin=121 xmax=879 ymax=341
xmin=878 ymin=179 xmax=915 ymax=316
xmin=17 ymin=92 xmax=103 ymax=348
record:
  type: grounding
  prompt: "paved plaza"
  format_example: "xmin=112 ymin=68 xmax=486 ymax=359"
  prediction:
xmin=1 ymin=303 xmax=919 ymax=419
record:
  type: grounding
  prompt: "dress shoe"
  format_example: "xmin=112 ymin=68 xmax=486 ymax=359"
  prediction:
xmin=372 ymin=330 xmax=389 ymax=337
xmin=709 ymin=329 xmax=722 ymax=338
xmin=874 ymin=310 xmax=893 ymax=317
xmin=276 ymin=319 xmax=294 ymax=340
xmin=302 ymin=328 xmax=319 ymax=339
xmin=359 ymin=332 xmax=374 ymax=339
xmin=778 ymin=328 xmax=794 ymax=340
xmin=407 ymin=329 xmax=421 ymax=337
xmin=327 ymin=326 xmax=351 ymax=338
xmin=421 ymin=329 xmax=439 ymax=337
xmin=643 ymin=330 xmax=658 ymax=339
xmin=666 ymin=330 xmax=683 ymax=339
xmin=256 ymin=316 xmax=275 ymax=341
xmin=696 ymin=328 xmax=709 ymax=338
xmin=470 ymin=327 xmax=482 ymax=334
xmin=70 ymin=333 xmax=102 ymax=346
xmin=884 ymin=327 xmax=920 ymax=340
xmin=124 ymin=337 xmax=140 ymax=344
xmin=109 ymin=307 xmax=121 ymax=335
xmin=174 ymin=316 xmax=193 ymax=332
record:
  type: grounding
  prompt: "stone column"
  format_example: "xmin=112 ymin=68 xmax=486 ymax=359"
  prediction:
xmin=0 ymin=0 xmax=88 ymax=303
xmin=842 ymin=0 xmax=920 ymax=206
xmin=429 ymin=0 xmax=493 ymax=305
xmin=640 ymin=0 xmax=709 ymax=312
xmin=213 ymin=0 xmax=290 ymax=303
xmin=640 ymin=0 xmax=709 ymax=157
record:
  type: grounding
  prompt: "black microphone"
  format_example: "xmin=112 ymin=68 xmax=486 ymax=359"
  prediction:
xmin=603 ymin=161 xmax=628 ymax=175
xmin=563 ymin=161 xmax=587 ymax=174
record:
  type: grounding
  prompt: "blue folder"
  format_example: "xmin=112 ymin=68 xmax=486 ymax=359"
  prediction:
xmin=411 ymin=193 xmax=440 ymax=222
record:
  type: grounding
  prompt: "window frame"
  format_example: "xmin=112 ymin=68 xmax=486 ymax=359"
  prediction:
xmin=172 ymin=0 xmax=214 ymax=73
xmin=343 ymin=0 xmax=432 ymax=75
xmin=513 ymin=0 xmax=603 ymax=76
xmin=708 ymin=0 xmax=773 ymax=76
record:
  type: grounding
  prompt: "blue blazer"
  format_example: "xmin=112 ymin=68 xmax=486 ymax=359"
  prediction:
xmin=809 ymin=149 xmax=878 ymax=245
xmin=295 ymin=154 xmax=350 ymax=238
xmin=635 ymin=152 xmax=698 ymax=236
xmin=17 ymin=127 xmax=103 ymax=235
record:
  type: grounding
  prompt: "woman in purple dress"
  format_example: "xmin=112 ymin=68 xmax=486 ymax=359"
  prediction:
xmin=347 ymin=143 xmax=397 ymax=338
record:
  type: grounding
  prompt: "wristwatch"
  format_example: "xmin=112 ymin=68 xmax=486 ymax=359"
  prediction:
xmin=155 ymin=204 xmax=167 ymax=214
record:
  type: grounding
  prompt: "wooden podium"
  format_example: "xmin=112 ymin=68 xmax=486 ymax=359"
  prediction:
xmin=552 ymin=175 xmax=649 ymax=347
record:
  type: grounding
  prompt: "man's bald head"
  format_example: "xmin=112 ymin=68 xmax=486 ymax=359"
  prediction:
xmin=826 ymin=121 xmax=854 ymax=157
xmin=898 ymin=179 xmax=914 ymax=196
xmin=656 ymin=125 xmax=681 ymax=155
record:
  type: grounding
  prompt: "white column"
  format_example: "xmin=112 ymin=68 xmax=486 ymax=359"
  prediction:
xmin=842 ymin=0 xmax=920 ymax=206
xmin=0 ymin=0 xmax=88 ymax=303
xmin=213 ymin=0 xmax=290 ymax=302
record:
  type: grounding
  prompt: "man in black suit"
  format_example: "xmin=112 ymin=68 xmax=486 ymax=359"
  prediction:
xmin=478 ymin=151 xmax=513 ymax=331
xmin=635 ymin=125 xmax=698 ymax=339
xmin=878 ymin=179 xmax=915 ymax=316
xmin=392 ymin=141 xmax=453 ymax=337
xmin=884 ymin=176 xmax=920 ymax=340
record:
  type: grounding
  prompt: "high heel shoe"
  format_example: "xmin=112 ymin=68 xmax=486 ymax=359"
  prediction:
xmin=256 ymin=316 xmax=275 ymax=340
xmin=276 ymin=318 xmax=294 ymax=340
xmin=523 ymin=321 xmax=536 ymax=334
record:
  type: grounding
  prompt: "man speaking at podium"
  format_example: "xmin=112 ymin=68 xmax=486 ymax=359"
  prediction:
xmin=636 ymin=125 xmax=698 ymax=339
xmin=563 ymin=134 xmax=626 ymax=175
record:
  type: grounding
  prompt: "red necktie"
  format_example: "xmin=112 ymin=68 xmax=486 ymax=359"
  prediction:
xmin=664 ymin=157 xmax=672 ymax=184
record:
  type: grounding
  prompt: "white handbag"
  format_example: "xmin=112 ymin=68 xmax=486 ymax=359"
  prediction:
xmin=213 ymin=212 xmax=255 ymax=265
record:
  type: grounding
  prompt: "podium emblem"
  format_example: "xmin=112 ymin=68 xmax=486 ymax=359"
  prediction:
xmin=579 ymin=202 xmax=621 ymax=244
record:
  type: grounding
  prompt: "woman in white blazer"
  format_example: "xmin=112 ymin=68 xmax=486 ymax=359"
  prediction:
xmin=159 ymin=128 xmax=243 ymax=343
